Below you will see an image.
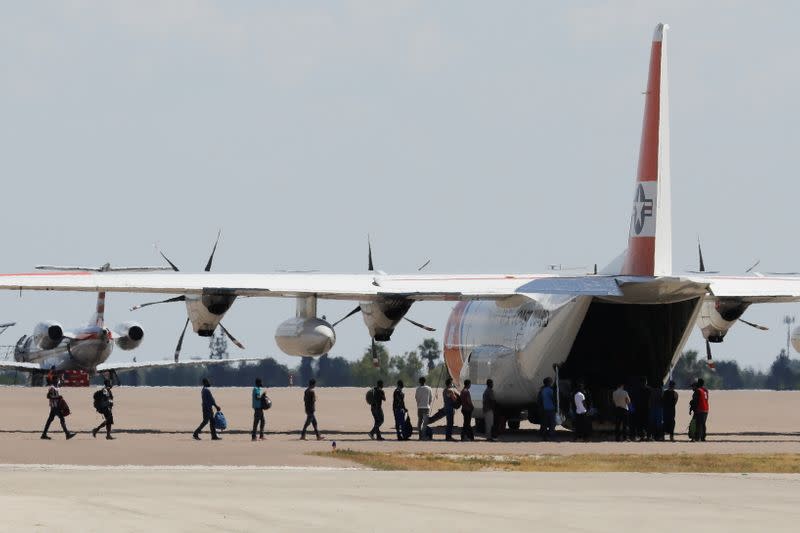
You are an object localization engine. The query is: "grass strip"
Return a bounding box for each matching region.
[315,450,800,473]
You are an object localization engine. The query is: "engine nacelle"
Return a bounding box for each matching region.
[115,321,144,351]
[186,293,236,336]
[275,317,335,356]
[697,298,749,343]
[361,297,413,341]
[33,321,64,350]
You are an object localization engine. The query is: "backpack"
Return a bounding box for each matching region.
[401,414,413,440]
[365,388,375,406]
[261,395,272,410]
[213,411,227,431]
[450,389,462,410]
[93,389,106,412]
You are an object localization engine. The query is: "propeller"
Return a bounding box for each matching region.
[738,318,769,331]
[705,339,716,370]
[134,231,244,362]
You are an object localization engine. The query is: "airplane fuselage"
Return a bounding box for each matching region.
[15,326,114,372]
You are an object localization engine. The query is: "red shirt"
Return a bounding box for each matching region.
[696,387,709,413]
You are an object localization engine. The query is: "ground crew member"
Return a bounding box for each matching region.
[368,380,386,440]
[612,382,631,442]
[662,380,679,441]
[692,378,710,441]
[483,379,497,442]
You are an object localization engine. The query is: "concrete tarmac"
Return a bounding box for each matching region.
[1,466,798,532]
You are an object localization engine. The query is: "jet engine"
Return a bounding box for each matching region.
[115,321,144,350]
[697,298,750,343]
[33,321,64,350]
[275,317,336,356]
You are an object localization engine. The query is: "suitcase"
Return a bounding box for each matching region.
[213,411,227,431]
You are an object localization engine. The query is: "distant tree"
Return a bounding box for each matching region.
[418,338,441,371]
[670,350,720,389]
[350,343,390,386]
[766,350,798,390]
[390,350,424,385]
[316,354,354,386]
[714,360,744,389]
[209,331,229,360]
[298,357,315,386]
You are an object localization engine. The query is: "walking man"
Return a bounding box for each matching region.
[393,380,407,440]
[482,379,497,441]
[41,376,76,440]
[368,380,386,440]
[92,378,115,440]
[193,378,221,441]
[301,379,323,440]
[460,379,474,441]
[662,380,679,441]
[538,377,557,441]
[692,378,710,441]
[443,377,460,441]
[252,378,267,441]
[573,381,590,442]
[415,376,433,440]
[612,382,631,442]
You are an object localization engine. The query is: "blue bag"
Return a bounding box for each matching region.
[213,411,227,431]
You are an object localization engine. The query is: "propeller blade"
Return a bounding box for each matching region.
[745,259,761,273]
[205,230,222,272]
[705,339,716,370]
[130,295,186,311]
[371,337,379,368]
[417,259,431,272]
[218,322,245,349]
[174,318,190,363]
[697,237,706,272]
[155,245,180,272]
[738,318,769,331]
[367,235,374,271]
[332,306,361,328]
[403,316,436,332]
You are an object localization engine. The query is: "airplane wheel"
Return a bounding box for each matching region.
[507,420,521,431]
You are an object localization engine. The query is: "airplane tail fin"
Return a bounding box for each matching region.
[91,292,106,327]
[621,23,672,277]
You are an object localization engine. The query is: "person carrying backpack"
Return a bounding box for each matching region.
[92,379,115,440]
[301,379,323,440]
[251,377,268,441]
[41,375,76,440]
[443,377,461,441]
[368,380,386,440]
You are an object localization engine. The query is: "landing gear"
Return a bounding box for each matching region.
[507,420,521,431]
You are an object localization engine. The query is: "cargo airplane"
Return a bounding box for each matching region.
[2,24,799,427]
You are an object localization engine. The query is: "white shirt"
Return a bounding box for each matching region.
[415,385,433,409]
[574,391,587,415]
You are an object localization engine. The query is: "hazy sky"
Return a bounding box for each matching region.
[2,1,800,371]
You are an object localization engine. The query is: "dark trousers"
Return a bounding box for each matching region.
[541,409,556,440]
[302,412,319,438]
[252,408,265,438]
[461,409,474,440]
[195,409,218,438]
[694,412,708,441]
[663,411,676,440]
[614,407,629,441]
[370,408,384,438]
[445,407,455,439]
[394,408,405,440]
[43,407,68,436]
[95,408,114,436]
[574,413,590,441]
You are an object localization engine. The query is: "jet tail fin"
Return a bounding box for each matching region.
[621,23,672,277]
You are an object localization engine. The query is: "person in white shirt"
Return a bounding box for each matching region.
[415,376,433,440]
[573,382,590,442]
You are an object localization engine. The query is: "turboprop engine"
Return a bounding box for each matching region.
[114,321,144,350]
[33,321,64,350]
[275,296,335,356]
[697,298,750,343]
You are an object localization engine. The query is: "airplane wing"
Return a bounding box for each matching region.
[685,274,800,303]
[0,271,553,301]
[0,360,42,372]
[95,356,268,373]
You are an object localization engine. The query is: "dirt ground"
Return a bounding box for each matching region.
[1,386,798,466]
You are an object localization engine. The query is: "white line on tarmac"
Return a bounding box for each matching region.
[0,463,363,472]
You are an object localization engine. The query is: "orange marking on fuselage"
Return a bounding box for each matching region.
[443,301,470,387]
